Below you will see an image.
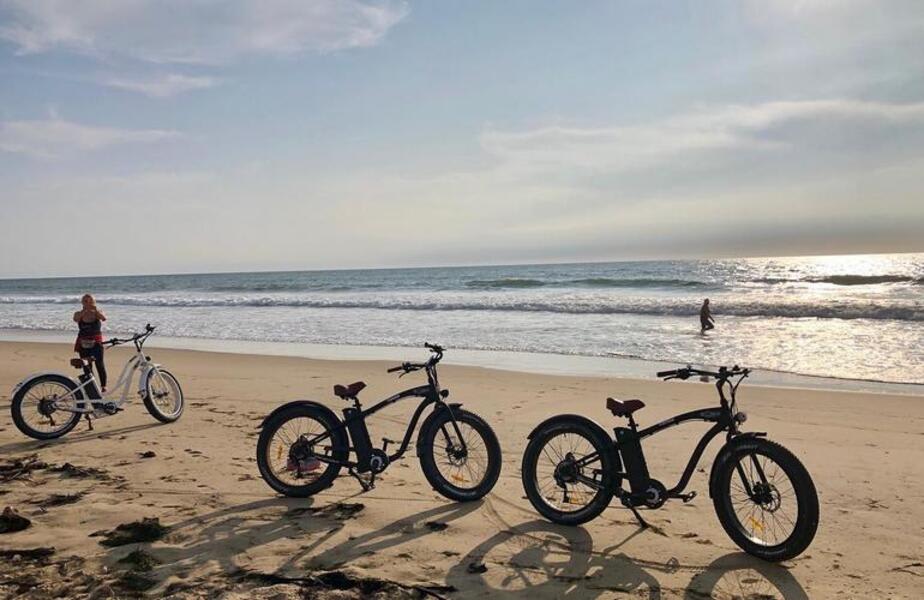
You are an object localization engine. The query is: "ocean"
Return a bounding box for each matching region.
[1,253,922,387]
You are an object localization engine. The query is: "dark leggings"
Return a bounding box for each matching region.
[79,344,107,388]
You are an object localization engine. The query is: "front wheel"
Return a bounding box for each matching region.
[418,408,502,502]
[143,368,184,423]
[711,437,819,561]
[11,374,84,440]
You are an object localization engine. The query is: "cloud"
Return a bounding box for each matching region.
[103,72,221,97]
[0,0,408,64]
[0,116,180,158]
[480,100,924,177]
[316,99,924,262]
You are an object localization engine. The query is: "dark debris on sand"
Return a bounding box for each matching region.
[0,507,31,533]
[288,502,365,521]
[466,561,488,574]
[237,568,457,600]
[95,517,169,547]
[424,521,449,532]
[117,570,159,592]
[138,451,157,459]
[0,454,49,483]
[50,462,111,480]
[32,492,86,508]
[117,548,162,572]
[0,547,55,561]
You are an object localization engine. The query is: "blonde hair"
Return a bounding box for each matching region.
[82,294,95,305]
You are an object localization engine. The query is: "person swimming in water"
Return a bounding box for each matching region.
[700,298,715,333]
[74,294,108,392]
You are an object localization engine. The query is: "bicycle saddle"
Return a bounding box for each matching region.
[70,358,90,369]
[334,381,366,399]
[606,397,645,417]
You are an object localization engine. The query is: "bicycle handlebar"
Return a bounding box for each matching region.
[387,343,446,375]
[657,365,750,381]
[104,324,157,347]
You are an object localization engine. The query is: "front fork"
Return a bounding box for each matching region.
[435,403,469,459]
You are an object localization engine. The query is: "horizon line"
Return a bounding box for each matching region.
[1,249,922,282]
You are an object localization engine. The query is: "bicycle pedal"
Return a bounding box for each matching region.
[677,491,697,503]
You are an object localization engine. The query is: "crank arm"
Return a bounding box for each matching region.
[668,490,697,503]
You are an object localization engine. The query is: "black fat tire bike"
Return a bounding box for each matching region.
[521,365,819,562]
[256,344,502,502]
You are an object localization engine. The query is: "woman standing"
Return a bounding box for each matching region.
[74,294,107,392]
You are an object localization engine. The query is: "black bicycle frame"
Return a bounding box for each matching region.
[635,406,732,495]
[575,375,746,496]
[301,369,466,469]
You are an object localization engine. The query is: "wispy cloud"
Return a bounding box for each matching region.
[0,116,180,159]
[480,100,924,175]
[102,72,221,98]
[0,0,409,64]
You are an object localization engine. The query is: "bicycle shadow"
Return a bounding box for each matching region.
[446,520,664,599]
[285,499,484,573]
[102,496,483,586]
[684,552,810,600]
[0,422,163,454]
[103,496,330,581]
[447,521,811,600]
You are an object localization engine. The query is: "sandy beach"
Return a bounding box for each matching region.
[1,341,922,599]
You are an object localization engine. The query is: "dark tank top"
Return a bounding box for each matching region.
[78,317,101,337]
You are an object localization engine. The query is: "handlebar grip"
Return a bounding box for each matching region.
[656,369,677,377]
[387,366,403,373]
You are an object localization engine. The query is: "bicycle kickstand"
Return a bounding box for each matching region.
[621,496,650,529]
[348,467,376,493]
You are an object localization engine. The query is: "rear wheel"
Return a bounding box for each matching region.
[521,418,616,525]
[257,405,349,497]
[11,375,83,440]
[143,368,184,423]
[418,408,502,502]
[712,437,818,561]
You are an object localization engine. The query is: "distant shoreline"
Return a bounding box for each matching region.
[3,328,921,397]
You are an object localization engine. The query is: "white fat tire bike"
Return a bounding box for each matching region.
[10,324,184,440]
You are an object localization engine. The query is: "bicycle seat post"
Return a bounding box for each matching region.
[627,413,639,431]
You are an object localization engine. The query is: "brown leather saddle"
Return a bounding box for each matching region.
[70,358,91,369]
[333,381,366,399]
[606,397,645,418]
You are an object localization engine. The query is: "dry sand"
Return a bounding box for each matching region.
[0,341,922,599]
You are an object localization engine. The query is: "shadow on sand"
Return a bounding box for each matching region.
[0,422,163,455]
[101,495,484,592]
[446,520,809,599]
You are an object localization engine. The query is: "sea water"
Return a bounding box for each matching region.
[1,253,922,386]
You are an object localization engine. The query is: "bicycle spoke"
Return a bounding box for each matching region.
[728,451,799,548]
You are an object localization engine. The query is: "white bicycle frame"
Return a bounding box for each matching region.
[68,348,161,414]
[13,336,167,416]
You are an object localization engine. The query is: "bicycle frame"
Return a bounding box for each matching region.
[575,373,749,497]
[302,361,466,469]
[49,335,161,415]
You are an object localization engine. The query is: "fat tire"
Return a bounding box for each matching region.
[256,404,349,498]
[521,418,616,525]
[712,437,819,561]
[418,408,502,502]
[143,368,185,423]
[11,374,83,440]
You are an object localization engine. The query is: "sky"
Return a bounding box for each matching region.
[1,0,923,278]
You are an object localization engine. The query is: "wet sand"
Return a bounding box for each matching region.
[1,341,922,598]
